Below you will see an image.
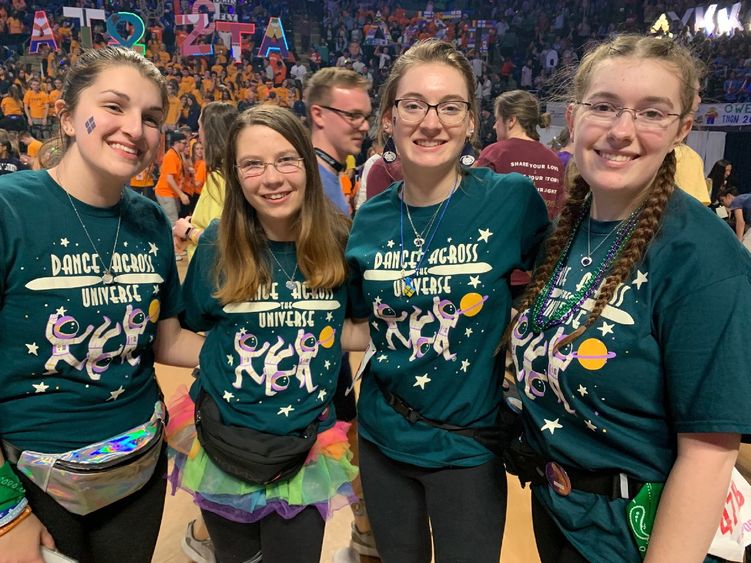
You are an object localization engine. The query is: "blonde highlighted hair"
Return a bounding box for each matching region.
[214,106,350,304]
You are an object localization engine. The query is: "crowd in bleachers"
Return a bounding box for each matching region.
[0,0,749,158]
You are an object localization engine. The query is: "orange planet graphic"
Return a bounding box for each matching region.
[319,325,336,348]
[573,338,616,370]
[459,292,487,317]
[148,299,161,323]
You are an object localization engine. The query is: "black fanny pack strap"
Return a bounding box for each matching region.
[377,379,478,437]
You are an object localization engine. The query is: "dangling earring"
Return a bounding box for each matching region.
[383,136,397,163]
[459,137,475,167]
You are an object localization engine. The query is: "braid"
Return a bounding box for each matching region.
[518,170,589,313]
[500,169,590,349]
[555,152,677,350]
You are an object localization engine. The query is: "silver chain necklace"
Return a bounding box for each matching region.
[403,175,459,248]
[581,209,637,267]
[268,247,299,290]
[59,171,123,285]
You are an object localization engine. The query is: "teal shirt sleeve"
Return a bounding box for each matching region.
[659,273,751,435]
[346,212,370,320]
[517,175,551,271]
[181,220,220,333]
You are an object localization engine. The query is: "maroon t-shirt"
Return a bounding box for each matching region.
[476,138,565,286]
[366,158,403,200]
[476,138,565,218]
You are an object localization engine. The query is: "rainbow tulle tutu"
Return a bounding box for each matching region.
[166,385,358,523]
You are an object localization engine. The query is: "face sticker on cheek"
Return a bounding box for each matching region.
[85,116,96,134]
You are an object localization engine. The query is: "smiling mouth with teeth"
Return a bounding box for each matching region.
[415,140,445,147]
[110,143,138,155]
[597,151,636,162]
[265,193,289,200]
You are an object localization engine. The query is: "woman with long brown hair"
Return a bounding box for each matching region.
[508,35,751,562]
[346,39,549,562]
[168,105,366,563]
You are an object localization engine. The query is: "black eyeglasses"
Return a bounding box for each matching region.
[317,105,371,126]
[394,98,471,125]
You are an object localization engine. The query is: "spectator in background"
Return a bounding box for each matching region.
[476,90,564,217]
[0,128,28,175]
[155,131,189,233]
[718,188,751,250]
[0,84,25,131]
[476,89,563,297]
[708,159,733,206]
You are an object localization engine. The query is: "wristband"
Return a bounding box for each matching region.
[0,505,32,537]
[185,227,193,240]
[0,497,28,527]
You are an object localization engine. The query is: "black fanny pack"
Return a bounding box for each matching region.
[376,379,520,456]
[195,389,319,485]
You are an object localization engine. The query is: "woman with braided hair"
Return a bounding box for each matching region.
[508,35,751,562]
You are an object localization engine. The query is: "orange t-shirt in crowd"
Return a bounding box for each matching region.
[130,164,155,188]
[48,88,62,106]
[8,16,23,33]
[23,90,49,119]
[182,170,195,196]
[193,160,206,194]
[26,139,42,158]
[165,94,181,128]
[179,76,196,96]
[154,148,184,198]
[1,96,23,116]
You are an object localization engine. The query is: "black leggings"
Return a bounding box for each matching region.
[15,448,167,563]
[358,436,507,563]
[531,490,588,563]
[201,506,325,563]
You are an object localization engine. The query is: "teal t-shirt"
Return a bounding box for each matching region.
[347,168,549,468]
[181,221,347,435]
[511,189,751,561]
[0,170,182,452]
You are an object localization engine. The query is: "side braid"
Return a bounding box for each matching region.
[500,169,590,349]
[555,151,677,350]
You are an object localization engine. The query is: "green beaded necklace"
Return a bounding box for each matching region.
[529,202,643,333]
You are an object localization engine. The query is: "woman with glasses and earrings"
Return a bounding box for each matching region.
[346,39,549,562]
[505,35,751,563]
[167,105,368,563]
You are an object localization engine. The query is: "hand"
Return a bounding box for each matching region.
[0,512,55,563]
[173,216,193,240]
[179,192,190,206]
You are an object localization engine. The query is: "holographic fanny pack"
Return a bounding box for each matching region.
[11,402,164,515]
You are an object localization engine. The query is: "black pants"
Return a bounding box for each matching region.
[201,506,324,563]
[359,437,507,563]
[531,490,588,563]
[15,448,167,563]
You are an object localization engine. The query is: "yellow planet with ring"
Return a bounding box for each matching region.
[459,292,487,317]
[319,325,336,348]
[574,338,616,370]
[148,299,161,323]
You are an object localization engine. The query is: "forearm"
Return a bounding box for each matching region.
[166,175,184,198]
[644,433,740,563]
[341,318,370,352]
[153,317,204,367]
[735,213,745,241]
